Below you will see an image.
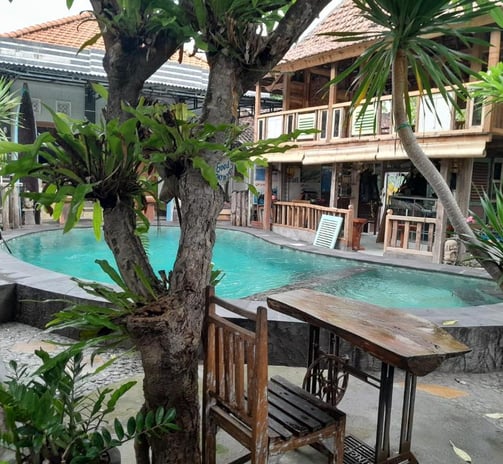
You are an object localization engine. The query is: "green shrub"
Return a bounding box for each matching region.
[0,347,178,463]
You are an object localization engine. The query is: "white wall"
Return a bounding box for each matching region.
[12,79,86,126]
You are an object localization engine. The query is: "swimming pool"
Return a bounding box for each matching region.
[4,227,503,309]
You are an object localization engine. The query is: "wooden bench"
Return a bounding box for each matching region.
[202,287,346,464]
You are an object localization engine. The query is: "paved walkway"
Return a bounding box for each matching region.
[0,325,502,463]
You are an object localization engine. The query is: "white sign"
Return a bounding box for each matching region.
[216,159,233,185]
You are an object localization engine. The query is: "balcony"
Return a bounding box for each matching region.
[256,89,503,155]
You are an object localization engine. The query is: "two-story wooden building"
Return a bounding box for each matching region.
[250,0,503,262]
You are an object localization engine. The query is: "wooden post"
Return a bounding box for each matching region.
[483,30,501,131]
[350,164,359,212]
[327,64,337,141]
[303,70,310,107]
[346,205,354,250]
[263,165,272,231]
[254,82,262,132]
[329,162,338,207]
[283,73,291,111]
[383,209,393,252]
[455,158,473,259]
[454,158,473,216]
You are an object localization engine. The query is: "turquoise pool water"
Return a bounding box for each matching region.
[5,227,503,309]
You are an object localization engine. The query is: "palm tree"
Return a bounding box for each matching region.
[327,0,503,284]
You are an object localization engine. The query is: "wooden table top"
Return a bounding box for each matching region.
[266,289,471,376]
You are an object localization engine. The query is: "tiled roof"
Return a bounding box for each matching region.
[0,12,207,69]
[279,0,379,70]
[1,13,100,48]
[281,0,500,71]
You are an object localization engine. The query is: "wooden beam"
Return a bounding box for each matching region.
[310,67,332,77]
[263,166,272,231]
[283,73,291,111]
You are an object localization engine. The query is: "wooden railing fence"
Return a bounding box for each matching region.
[383,209,438,258]
[272,201,355,250]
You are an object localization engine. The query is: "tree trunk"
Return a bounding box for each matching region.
[103,199,164,298]
[127,167,224,464]
[128,295,201,464]
[392,50,503,284]
[84,3,332,462]
[123,52,244,464]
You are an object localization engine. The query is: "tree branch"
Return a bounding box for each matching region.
[241,0,332,90]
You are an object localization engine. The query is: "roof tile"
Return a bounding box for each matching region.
[0,12,207,69]
[281,0,376,67]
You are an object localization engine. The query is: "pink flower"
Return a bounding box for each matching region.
[466,215,475,224]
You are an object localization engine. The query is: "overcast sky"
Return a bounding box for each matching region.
[0,0,91,33]
[0,0,340,36]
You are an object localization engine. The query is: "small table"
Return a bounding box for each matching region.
[352,218,368,250]
[267,289,470,464]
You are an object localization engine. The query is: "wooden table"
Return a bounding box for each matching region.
[267,289,470,464]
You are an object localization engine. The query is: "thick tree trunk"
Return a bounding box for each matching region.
[122,48,234,462]
[128,295,201,464]
[85,4,333,463]
[103,200,164,298]
[128,167,224,464]
[392,50,503,284]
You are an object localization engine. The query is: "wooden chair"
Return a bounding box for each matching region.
[202,287,346,464]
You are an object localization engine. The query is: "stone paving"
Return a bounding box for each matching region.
[0,322,143,390]
[1,322,502,464]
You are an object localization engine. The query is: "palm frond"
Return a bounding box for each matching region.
[0,78,20,141]
[465,185,503,277]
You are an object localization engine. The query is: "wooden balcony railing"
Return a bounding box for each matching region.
[256,86,503,143]
[272,201,355,249]
[383,209,438,258]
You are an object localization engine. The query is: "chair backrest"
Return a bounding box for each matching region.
[204,286,269,438]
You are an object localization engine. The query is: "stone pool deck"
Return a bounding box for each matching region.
[0,223,502,371]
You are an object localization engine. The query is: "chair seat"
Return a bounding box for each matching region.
[268,375,344,440]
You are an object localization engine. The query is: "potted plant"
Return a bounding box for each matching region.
[0,347,178,464]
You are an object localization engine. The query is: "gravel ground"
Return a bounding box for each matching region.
[0,322,143,390]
